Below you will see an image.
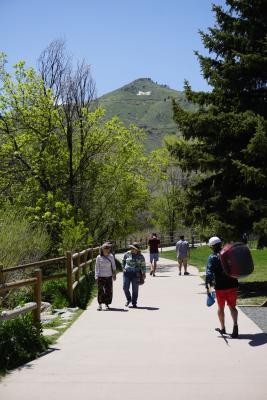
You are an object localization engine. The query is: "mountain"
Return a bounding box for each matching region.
[98,78,195,150]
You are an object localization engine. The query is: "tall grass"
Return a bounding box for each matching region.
[0,206,51,267]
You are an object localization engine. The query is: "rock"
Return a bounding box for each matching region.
[53,308,67,315]
[67,307,79,313]
[40,302,52,312]
[56,324,68,329]
[41,314,58,324]
[61,312,73,320]
[42,328,58,337]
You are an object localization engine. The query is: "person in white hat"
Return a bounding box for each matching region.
[122,242,146,308]
[205,236,239,338]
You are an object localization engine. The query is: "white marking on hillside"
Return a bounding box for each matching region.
[137,91,151,96]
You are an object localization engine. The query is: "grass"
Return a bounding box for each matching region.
[162,246,267,305]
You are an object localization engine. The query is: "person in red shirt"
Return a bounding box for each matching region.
[148,233,160,276]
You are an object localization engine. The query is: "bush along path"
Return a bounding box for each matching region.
[0,247,100,374]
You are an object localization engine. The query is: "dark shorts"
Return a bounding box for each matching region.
[216,288,237,308]
[150,253,159,263]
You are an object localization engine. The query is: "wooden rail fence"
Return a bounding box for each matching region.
[0,246,99,327]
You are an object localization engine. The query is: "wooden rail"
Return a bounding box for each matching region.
[0,269,41,325]
[0,246,99,328]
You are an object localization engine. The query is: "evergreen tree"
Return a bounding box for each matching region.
[170,0,267,243]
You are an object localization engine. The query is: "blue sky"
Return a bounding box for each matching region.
[1,0,226,96]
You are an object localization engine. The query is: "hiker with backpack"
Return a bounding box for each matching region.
[205,236,239,338]
[95,242,116,311]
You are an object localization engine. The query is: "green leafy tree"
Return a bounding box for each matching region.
[0,48,151,251]
[148,145,190,240]
[169,0,267,242]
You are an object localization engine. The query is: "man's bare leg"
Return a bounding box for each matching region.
[153,260,157,276]
[178,261,182,275]
[218,306,226,331]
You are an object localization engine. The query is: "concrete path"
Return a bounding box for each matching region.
[1,255,267,400]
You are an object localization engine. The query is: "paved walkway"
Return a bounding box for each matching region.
[1,255,267,400]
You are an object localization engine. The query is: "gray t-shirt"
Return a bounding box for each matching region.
[176,240,189,258]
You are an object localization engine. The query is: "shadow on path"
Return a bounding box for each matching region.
[107,308,128,312]
[237,333,267,347]
[216,331,267,347]
[130,306,160,311]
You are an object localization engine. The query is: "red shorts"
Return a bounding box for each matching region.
[215,288,237,308]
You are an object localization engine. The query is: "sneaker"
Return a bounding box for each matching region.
[97,304,102,311]
[184,271,190,275]
[125,301,131,307]
[132,304,137,308]
[150,271,153,276]
[231,325,239,338]
[220,328,226,335]
[179,272,181,276]
[104,304,110,311]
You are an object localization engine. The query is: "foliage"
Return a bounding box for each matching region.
[74,271,96,309]
[253,218,267,249]
[0,314,48,372]
[0,205,50,267]
[169,0,267,244]
[0,47,151,250]
[42,279,69,309]
[148,145,193,237]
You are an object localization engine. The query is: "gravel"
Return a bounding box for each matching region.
[240,306,267,334]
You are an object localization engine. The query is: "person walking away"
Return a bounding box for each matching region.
[148,233,160,276]
[176,235,190,275]
[122,243,146,308]
[95,242,116,311]
[205,236,239,338]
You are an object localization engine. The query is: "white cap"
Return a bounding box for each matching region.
[208,236,222,247]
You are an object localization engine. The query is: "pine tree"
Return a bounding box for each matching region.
[170,0,267,243]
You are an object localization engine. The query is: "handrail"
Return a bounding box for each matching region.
[3,256,66,273]
[0,245,99,327]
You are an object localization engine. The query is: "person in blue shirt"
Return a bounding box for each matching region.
[205,236,239,338]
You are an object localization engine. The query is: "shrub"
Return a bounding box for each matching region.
[0,314,48,372]
[74,271,96,309]
[42,279,69,309]
[0,205,50,267]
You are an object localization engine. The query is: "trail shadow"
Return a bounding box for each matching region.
[215,328,229,346]
[130,306,159,311]
[216,331,267,347]
[39,347,60,358]
[153,275,170,278]
[152,265,177,273]
[238,281,267,301]
[14,348,60,372]
[234,333,267,347]
[107,308,128,312]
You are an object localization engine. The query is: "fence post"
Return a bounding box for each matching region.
[33,269,42,326]
[0,264,3,285]
[77,253,81,282]
[66,251,74,306]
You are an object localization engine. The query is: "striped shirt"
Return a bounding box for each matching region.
[95,254,116,278]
